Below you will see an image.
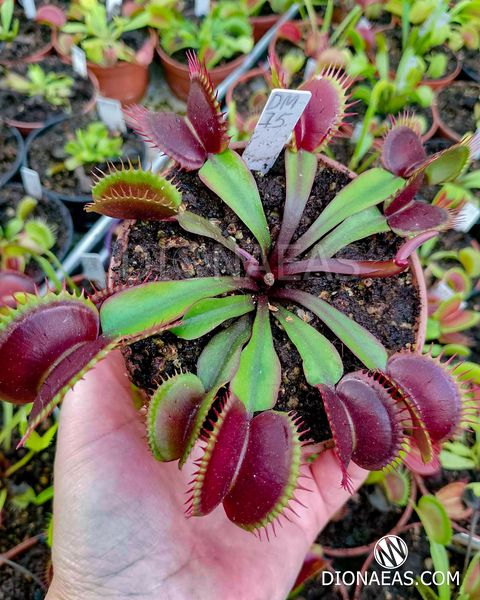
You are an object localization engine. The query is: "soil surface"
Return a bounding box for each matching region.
[0,414,54,600]
[0,184,71,279]
[0,57,95,125]
[460,47,480,82]
[231,73,269,119]
[27,113,145,198]
[112,154,420,443]
[436,82,480,138]
[318,485,405,549]
[0,123,20,183]
[0,6,51,63]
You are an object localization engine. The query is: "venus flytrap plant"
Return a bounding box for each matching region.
[1,65,74,109]
[0,56,476,533]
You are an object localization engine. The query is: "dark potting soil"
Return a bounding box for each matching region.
[0,6,51,63]
[436,82,480,138]
[111,154,420,443]
[358,525,431,599]
[294,577,347,600]
[0,185,71,279]
[0,123,19,181]
[121,28,149,53]
[318,484,405,550]
[0,57,95,125]
[231,73,269,119]
[459,47,480,82]
[0,416,54,600]
[27,114,145,197]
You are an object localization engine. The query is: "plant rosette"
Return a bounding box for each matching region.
[0,1,53,66]
[25,114,145,229]
[0,55,477,534]
[0,57,98,135]
[0,183,73,281]
[432,81,480,143]
[0,122,24,187]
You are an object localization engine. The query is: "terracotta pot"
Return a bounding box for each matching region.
[53,29,156,105]
[0,27,53,68]
[4,68,99,137]
[225,67,269,131]
[156,44,246,100]
[250,13,280,42]
[432,82,480,142]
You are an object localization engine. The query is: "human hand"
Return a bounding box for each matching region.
[46,351,366,600]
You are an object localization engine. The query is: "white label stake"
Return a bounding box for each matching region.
[194,0,210,17]
[71,46,88,78]
[242,89,312,174]
[80,253,106,288]
[21,167,42,199]
[454,201,480,233]
[96,97,126,133]
[21,0,36,19]
[106,0,122,19]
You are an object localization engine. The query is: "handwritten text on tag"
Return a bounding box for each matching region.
[242,89,312,174]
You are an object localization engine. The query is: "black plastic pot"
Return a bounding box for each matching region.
[24,115,146,231]
[0,125,25,188]
[0,183,74,281]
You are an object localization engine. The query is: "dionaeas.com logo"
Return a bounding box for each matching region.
[374,535,409,569]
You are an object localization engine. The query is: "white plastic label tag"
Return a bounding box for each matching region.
[431,280,455,301]
[304,58,317,81]
[71,45,88,78]
[21,0,36,19]
[454,201,480,232]
[21,167,42,199]
[81,253,106,288]
[106,0,122,19]
[242,89,312,174]
[194,0,210,17]
[96,97,126,133]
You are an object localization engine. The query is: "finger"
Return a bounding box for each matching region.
[309,450,368,527]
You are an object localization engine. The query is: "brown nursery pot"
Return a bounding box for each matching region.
[53,29,156,105]
[156,44,247,100]
[0,39,53,68]
[432,81,480,142]
[250,13,280,41]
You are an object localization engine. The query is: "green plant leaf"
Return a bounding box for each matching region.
[176,210,241,256]
[171,295,255,340]
[231,299,281,412]
[460,553,480,599]
[416,578,440,600]
[429,542,451,600]
[100,277,243,337]
[291,169,404,257]
[274,306,343,386]
[416,495,452,545]
[440,450,476,471]
[308,206,389,258]
[277,290,388,370]
[383,470,411,507]
[197,315,252,391]
[199,149,271,255]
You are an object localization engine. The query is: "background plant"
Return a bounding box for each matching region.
[62,121,124,171]
[1,64,74,108]
[0,0,19,43]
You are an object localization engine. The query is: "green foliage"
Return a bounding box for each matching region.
[61,0,151,65]
[11,485,54,510]
[2,64,74,108]
[64,122,123,171]
[0,196,57,273]
[158,1,253,69]
[0,0,19,43]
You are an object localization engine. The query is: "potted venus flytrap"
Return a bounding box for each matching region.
[0,55,477,534]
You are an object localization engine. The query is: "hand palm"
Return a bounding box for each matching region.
[47,352,366,600]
